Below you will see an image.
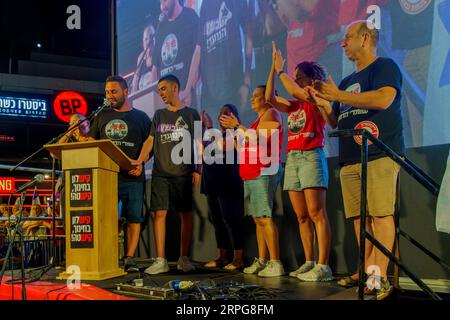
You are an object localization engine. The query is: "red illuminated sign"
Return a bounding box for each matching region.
[0,135,15,142]
[53,91,88,123]
[0,177,15,193]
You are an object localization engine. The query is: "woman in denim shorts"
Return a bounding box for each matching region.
[220,85,285,278]
[266,43,336,282]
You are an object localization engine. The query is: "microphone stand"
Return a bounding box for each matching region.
[0,191,27,300]
[5,99,110,285]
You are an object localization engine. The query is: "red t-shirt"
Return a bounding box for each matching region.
[239,111,284,181]
[287,101,325,152]
[339,0,389,26]
[286,0,340,76]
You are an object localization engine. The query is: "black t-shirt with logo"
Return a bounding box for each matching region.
[88,108,152,181]
[332,57,405,165]
[199,0,248,101]
[390,0,434,50]
[154,7,200,90]
[150,107,200,177]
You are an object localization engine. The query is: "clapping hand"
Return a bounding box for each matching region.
[313,75,340,102]
[219,113,239,129]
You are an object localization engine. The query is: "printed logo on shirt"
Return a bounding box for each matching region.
[353,121,379,146]
[288,109,306,134]
[340,83,361,114]
[157,116,189,144]
[205,1,233,53]
[399,0,432,15]
[161,33,179,67]
[105,119,128,140]
[288,27,304,39]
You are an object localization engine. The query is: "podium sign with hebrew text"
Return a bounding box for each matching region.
[69,169,93,207]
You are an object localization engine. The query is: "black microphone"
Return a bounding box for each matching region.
[88,98,110,121]
[14,174,45,193]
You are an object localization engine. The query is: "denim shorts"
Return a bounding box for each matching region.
[283,148,328,191]
[244,169,281,218]
[118,181,145,223]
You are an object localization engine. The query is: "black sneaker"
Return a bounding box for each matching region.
[123,256,139,273]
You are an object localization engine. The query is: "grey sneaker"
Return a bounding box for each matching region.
[243,258,267,274]
[289,261,316,278]
[123,257,139,273]
[258,260,285,277]
[177,256,196,272]
[297,264,333,282]
[144,257,169,275]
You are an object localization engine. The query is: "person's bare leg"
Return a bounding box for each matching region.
[180,211,193,257]
[254,218,268,260]
[259,217,280,260]
[232,249,244,267]
[352,216,375,279]
[205,248,228,267]
[125,222,141,257]
[304,188,331,265]
[372,215,395,281]
[289,191,315,261]
[153,210,167,258]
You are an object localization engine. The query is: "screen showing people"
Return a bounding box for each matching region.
[117,0,450,156]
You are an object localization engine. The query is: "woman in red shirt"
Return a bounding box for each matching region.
[220,85,285,277]
[266,42,336,281]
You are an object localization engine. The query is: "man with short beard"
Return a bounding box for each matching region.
[88,76,152,272]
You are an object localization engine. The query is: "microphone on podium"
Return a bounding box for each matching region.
[88,98,110,121]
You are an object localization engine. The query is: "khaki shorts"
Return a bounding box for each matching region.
[340,157,400,219]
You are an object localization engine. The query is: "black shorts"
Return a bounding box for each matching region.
[150,176,193,212]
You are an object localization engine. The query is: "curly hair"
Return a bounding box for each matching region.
[295,61,327,82]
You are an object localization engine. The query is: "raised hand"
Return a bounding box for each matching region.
[201,111,213,129]
[272,43,285,74]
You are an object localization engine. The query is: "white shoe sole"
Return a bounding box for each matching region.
[258,272,285,278]
[144,266,169,275]
[297,275,334,282]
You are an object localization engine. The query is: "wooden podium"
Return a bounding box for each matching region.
[45,139,131,280]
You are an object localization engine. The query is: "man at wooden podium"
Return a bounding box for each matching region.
[88,75,152,272]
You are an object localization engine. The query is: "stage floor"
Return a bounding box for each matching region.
[1,259,376,300]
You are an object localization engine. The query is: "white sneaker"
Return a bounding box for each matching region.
[297,264,333,282]
[258,260,285,277]
[243,258,267,274]
[144,257,169,275]
[289,261,316,278]
[177,256,196,272]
